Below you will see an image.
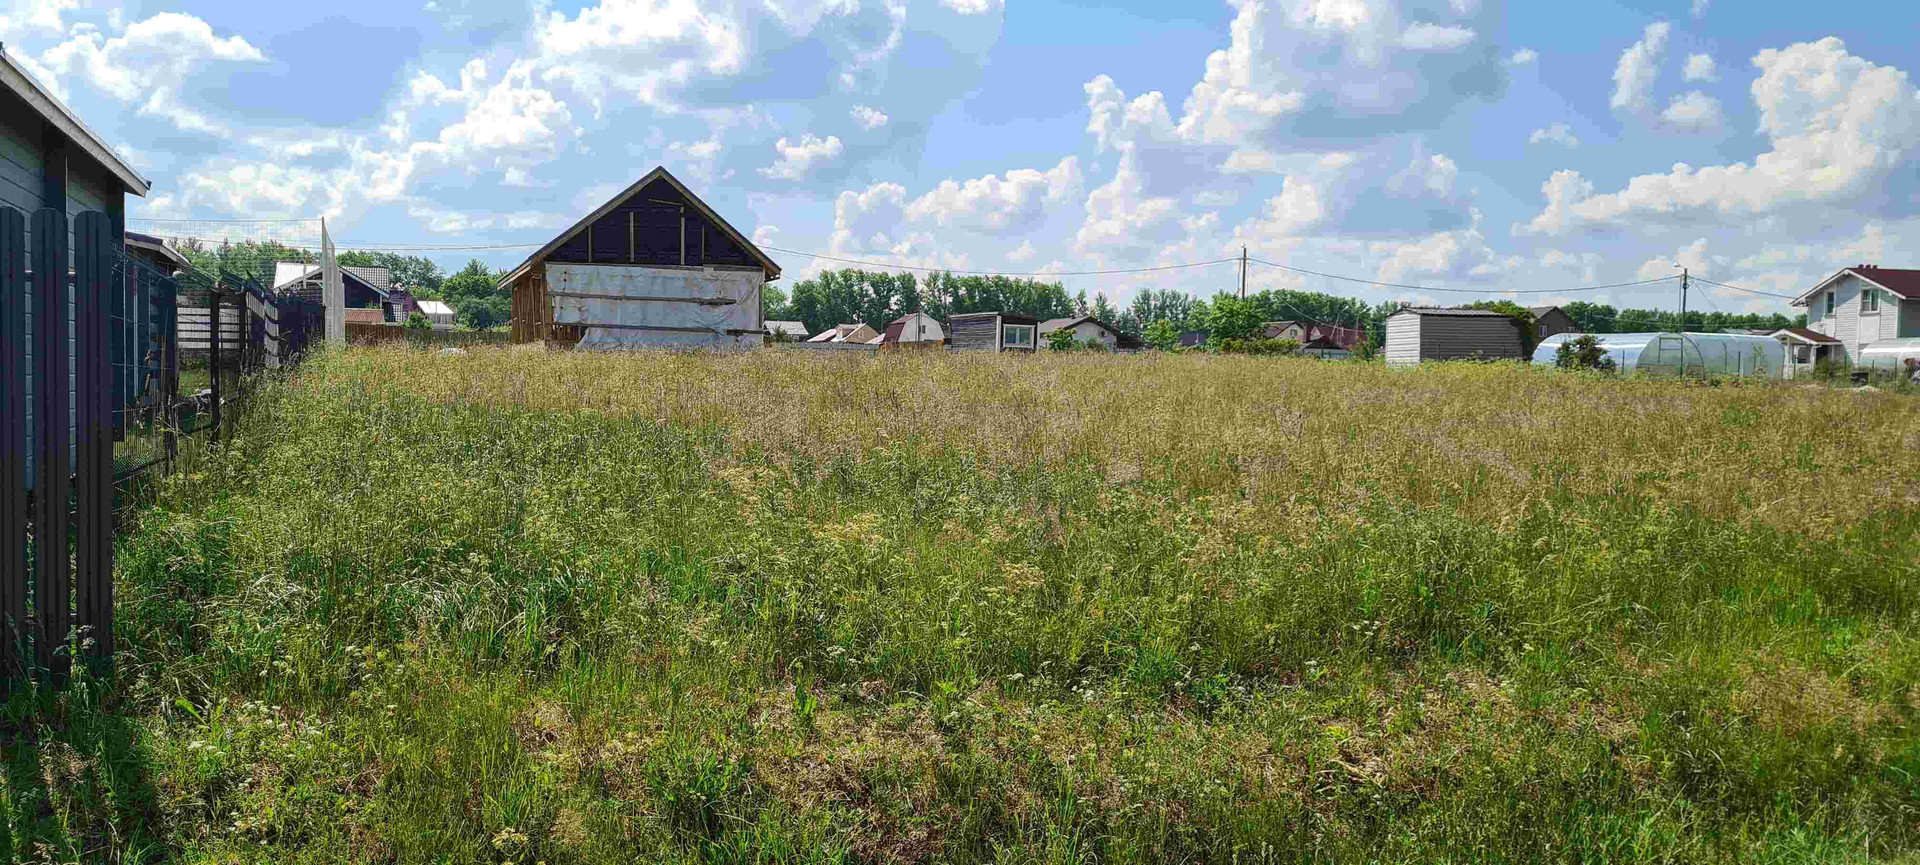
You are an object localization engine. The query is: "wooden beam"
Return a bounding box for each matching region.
[567,321,763,334]
[628,212,635,263]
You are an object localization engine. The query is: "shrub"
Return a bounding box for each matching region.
[1554,333,1617,372]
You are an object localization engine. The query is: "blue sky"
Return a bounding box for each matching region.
[6,0,1918,315]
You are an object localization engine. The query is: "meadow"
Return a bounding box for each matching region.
[7,346,1919,863]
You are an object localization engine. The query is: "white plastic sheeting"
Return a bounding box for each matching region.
[1532,332,1787,377]
[546,263,764,350]
[1857,338,1920,372]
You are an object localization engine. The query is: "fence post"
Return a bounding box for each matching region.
[209,289,222,444]
[73,212,112,668]
[162,276,178,473]
[0,208,26,680]
[30,208,71,679]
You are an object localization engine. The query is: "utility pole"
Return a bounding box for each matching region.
[1239,246,1247,299]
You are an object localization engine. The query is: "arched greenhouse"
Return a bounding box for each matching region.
[1532,332,1787,378]
[1855,338,1920,374]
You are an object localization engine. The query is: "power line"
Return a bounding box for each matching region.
[759,245,1241,277]
[1689,276,1800,300]
[1248,257,1677,295]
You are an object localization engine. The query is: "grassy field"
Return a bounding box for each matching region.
[9,346,1919,863]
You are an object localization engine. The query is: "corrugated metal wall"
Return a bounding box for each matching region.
[1384,315,1421,364]
[1419,317,1524,361]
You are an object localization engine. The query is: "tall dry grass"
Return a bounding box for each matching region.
[7,346,1916,864]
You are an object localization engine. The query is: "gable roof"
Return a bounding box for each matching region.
[124,232,190,270]
[1792,266,1920,306]
[497,166,781,289]
[271,261,389,298]
[1771,327,1842,345]
[0,47,150,196]
[1527,305,1574,320]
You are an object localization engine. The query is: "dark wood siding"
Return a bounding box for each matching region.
[0,98,42,217]
[547,178,757,269]
[948,314,1001,352]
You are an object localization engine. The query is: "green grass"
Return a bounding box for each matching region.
[7,346,1919,863]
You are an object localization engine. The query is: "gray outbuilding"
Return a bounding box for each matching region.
[1383,307,1526,365]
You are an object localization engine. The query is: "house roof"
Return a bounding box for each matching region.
[881,320,907,343]
[0,47,150,196]
[1527,305,1573,319]
[764,320,809,337]
[272,261,390,297]
[1791,266,1920,306]
[123,232,190,270]
[1771,327,1842,345]
[417,300,456,316]
[344,308,387,325]
[496,166,781,289]
[999,313,1042,326]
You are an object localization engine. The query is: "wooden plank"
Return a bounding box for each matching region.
[567,321,765,334]
[547,290,738,306]
[110,232,126,441]
[0,207,26,677]
[73,211,111,666]
[30,207,69,678]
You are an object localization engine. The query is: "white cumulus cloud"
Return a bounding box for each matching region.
[1507,48,1538,66]
[850,104,889,130]
[761,133,844,181]
[1529,123,1580,147]
[1611,21,1671,112]
[1661,90,1723,131]
[1683,52,1717,82]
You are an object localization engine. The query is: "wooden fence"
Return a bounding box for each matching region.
[1,206,327,681]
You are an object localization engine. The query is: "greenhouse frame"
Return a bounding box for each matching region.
[1532,332,1788,378]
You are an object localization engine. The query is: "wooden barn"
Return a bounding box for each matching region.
[501,167,780,349]
[948,312,1039,353]
[1383,307,1526,364]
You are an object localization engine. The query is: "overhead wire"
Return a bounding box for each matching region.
[1247,256,1679,295]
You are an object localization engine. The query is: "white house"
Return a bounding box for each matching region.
[881,312,945,345]
[1039,315,1141,350]
[1788,266,1920,366]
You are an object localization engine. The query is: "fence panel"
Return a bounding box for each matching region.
[75,211,113,664]
[0,208,25,676]
[178,306,243,354]
[30,208,70,678]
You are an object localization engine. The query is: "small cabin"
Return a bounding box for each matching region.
[500,166,781,350]
[1384,308,1525,364]
[1528,306,1580,339]
[949,312,1040,353]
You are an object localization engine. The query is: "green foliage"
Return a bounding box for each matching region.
[1142,318,1182,351]
[1203,297,1265,344]
[1560,300,1803,334]
[1465,299,1541,353]
[785,268,1075,336]
[441,259,511,330]
[1045,327,1081,351]
[336,251,446,294]
[404,311,431,331]
[1554,333,1617,372]
[1216,336,1301,356]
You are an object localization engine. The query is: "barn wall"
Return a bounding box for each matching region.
[545,262,763,350]
[949,314,1001,352]
[546,178,760,270]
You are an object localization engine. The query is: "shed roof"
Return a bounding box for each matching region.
[417,300,456,316]
[1771,327,1842,345]
[0,47,150,196]
[496,165,781,289]
[765,320,809,337]
[1389,307,1516,318]
[124,232,190,270]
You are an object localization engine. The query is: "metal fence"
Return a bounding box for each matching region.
[1,206,327,681]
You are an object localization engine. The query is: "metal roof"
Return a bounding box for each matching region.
[0,46,150,196]
[765,320,809,337]
[1389,307,1515,317]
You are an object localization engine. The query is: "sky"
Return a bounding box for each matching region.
[5,0,1918,316]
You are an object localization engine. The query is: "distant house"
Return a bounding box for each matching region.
[1790,265,1920,364]
[764,320,809,340]
[807,323,880,344]
[1040,315,1142,350]
[1528,306,1580,339]
[881,312,945,347]
[274,262,392,309]
[1264,320,1363,357]
[948,312,1040,352]
[1383,307,1526,365]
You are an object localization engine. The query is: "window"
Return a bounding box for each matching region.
[1825,291,1835,316]
[1863,288,1880,313]
[1003,324,1035,348]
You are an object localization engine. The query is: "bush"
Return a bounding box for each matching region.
[1216,336,1301,356]
[405,311,431,331]
[1553,333,1617,372]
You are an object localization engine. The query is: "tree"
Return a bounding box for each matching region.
[762,286,791,322]
[338,251,446,295]
[1554,333,1617,372]
[1143,318,1181,351]
[1205,296,1264,344]
[405,311,431,331]
[1091,292,1117,324]
[442,259,509,330]
[1046,327,1082,351]
[1465,300,1541,355]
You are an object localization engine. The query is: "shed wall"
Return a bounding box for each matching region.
[1419,317,1523,361]
[545,262,764,350]
[1384,315,1421,365]
[949,314,1001,351]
